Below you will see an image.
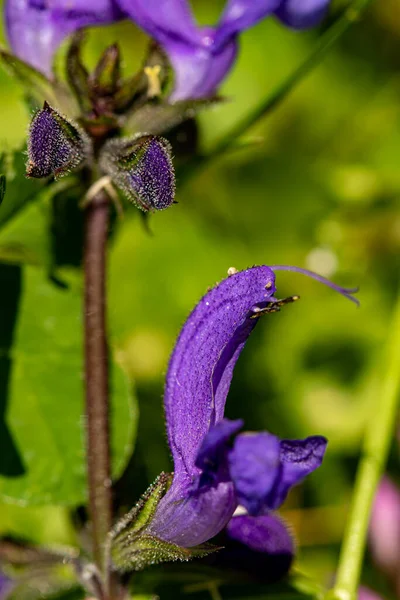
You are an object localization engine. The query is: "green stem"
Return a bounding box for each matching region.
[327,287,400,600]
[184,0,374,182]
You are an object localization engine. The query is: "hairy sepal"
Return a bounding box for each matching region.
[99,134,175,211]
[108,473,217,572]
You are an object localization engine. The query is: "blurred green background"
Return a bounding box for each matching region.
[0,0,399,598]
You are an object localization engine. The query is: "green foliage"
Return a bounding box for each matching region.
[0,266,137,505]
[0,151,44,231]
[0,48,77,114]
[0,1,399,598]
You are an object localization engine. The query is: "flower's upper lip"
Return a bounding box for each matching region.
[163,266,277,480]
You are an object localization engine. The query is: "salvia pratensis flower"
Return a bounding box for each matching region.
[117,0,332,100]
[99,134,175,211]
[5,0,331,101]
[108,265,357,572]
[27,101,91,179]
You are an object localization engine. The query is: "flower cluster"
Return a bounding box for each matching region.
[3,0,332,212]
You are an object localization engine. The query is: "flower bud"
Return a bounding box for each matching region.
[100,134,175,212]
[90,44,121,96]
[27,102,90,179]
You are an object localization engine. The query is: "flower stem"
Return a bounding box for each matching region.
[184,0,374,183]
[326,286,400,600]
[83,189,112,575]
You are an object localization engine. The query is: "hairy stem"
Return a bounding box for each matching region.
[84,189,112,575]
[326,287,400,600]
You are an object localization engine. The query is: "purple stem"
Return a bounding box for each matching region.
[83,189,112,575]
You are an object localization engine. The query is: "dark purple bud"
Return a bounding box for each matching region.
[27,102,90,179]
[100,135,175,212]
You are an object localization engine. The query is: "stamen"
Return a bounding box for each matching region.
[250,295,300,319]
[270,265,359,306]
[144,65,162,98]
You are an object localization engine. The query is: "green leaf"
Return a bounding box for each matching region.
[0,192,50,266]
[0,172,85,269]
[0,266,137,505]
[0,48,77,115]
[0,150,44,231]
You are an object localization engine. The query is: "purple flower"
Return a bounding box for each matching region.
[5,0,331,100]
[5,0,123,77]
[138,265,357,552]
[117,0,332,100]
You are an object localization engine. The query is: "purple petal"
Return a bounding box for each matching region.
[115,0,201,44]
[271,436,327,508]
[212,514,294,581]
[5,0,122,77]
[229,434,327,514]
[215,0,280,48]
[147,478,237,547]
[369,476,400,577]
[227,513,294,556]
[163,33,238,101]
[274,0,330,29]
[164,266,276,482]
[195,418,243,486]
[228,432,281,515]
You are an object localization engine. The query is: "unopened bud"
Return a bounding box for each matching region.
[27,102,90,179]
[100,135,175,212]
